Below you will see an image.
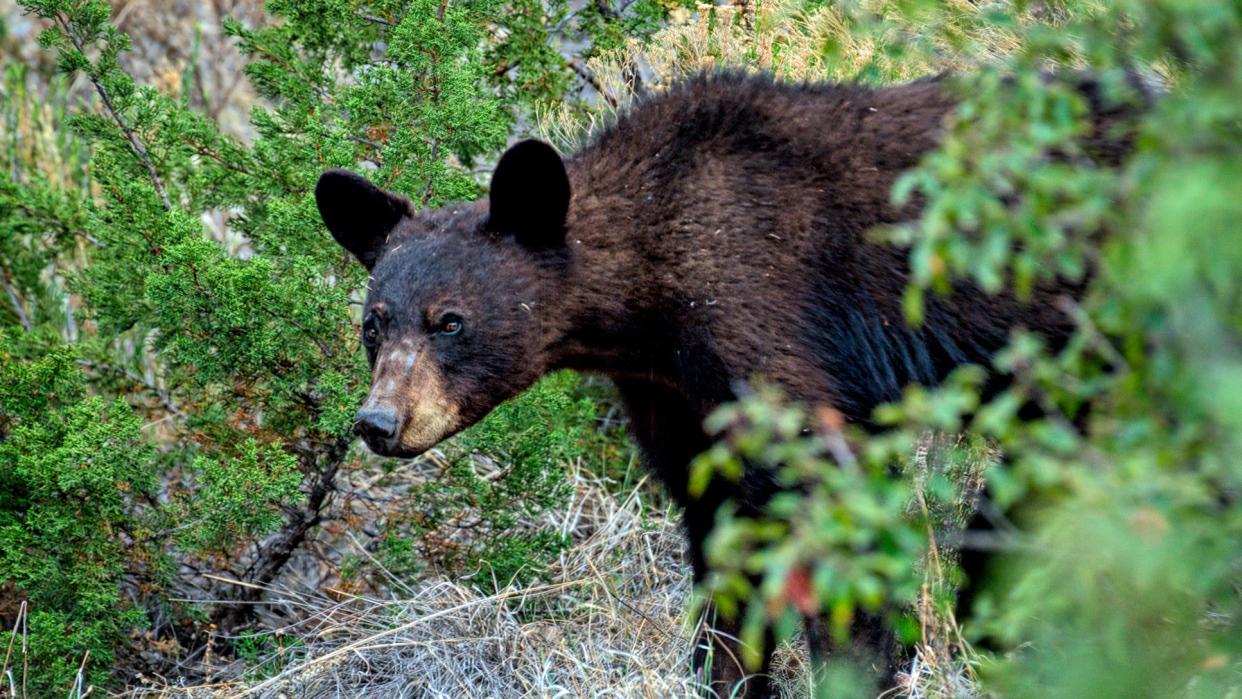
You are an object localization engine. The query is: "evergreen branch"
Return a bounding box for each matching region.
[179,137,254,176]
[14,200,104,247]
[349,134,385,154]
[51,11,172,211]
[249,42,334,103]
[212,435,351,634]
[261,307,335,359]
[357,13,395,27]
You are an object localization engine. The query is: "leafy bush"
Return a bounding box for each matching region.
[690,385,929,669]
[669,2,1242,697]
[0,0,651,692]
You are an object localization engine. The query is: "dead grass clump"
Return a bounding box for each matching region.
[138,468,710,698]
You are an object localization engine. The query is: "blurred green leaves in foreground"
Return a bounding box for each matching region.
[685,1,1242,697]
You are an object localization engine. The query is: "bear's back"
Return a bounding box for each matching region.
[572,73,953,226]
[557,73,1082,421]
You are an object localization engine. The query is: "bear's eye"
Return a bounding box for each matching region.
[362,316,381,348]
[437,313,464,336]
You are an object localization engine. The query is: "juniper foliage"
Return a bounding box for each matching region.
[0,0,653,691]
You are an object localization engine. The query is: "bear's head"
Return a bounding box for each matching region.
[316,140,572,457]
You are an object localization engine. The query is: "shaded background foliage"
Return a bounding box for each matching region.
[1,1,1241,697]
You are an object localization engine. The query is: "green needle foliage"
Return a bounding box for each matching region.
[1,0,653,692]
[0,340,154,693]
[367,371,615,593]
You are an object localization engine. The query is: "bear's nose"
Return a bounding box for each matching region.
[355,406,399,445]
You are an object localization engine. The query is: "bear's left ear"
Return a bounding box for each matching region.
[315,169,411,269]
[488,139,570,250]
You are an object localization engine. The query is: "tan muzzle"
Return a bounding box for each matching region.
[353,338,461,456]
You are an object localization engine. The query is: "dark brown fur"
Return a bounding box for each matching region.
[317,72,1140,697]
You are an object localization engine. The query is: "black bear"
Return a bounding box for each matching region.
[316,72,1137,697]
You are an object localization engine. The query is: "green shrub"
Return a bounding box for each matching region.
[1,0,657,691]
[684,2,1242,698]
[362,371,633,592]
[0,340,153,693]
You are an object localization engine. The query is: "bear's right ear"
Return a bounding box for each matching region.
[315,169,410,269]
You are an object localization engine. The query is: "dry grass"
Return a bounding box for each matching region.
[129,438,983,699]
[134,467,710,698]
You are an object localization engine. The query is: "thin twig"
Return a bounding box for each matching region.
[260,307,335,359]
[421,139,441,206]
[53,12,172,211]
[211,436,351,635]
[1055,294,1130,375]
[349,134,384,153]
[14,202,105,247]
[357,13,395,26]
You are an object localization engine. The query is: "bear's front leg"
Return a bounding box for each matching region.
[684,500,777,698]
[614,378,778,698]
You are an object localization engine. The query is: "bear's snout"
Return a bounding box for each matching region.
[355,340,463,458]
[354,405,399,451]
